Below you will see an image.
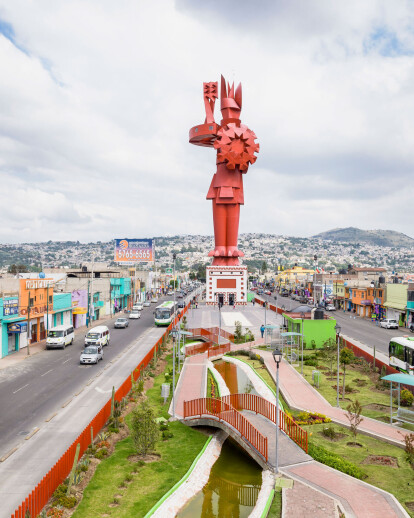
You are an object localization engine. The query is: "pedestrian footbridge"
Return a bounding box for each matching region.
[183,393,311,472]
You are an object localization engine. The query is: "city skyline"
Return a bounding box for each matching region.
[1,1,414,242]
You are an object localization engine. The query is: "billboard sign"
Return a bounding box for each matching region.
[7,322,27,333]
[114,239,154,263]
[3,298,18,317]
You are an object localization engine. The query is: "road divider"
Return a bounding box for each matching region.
[0,447,18,463]
[25,428,39,441]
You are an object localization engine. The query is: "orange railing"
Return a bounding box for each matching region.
[207,343,231,358]
[185,341,214,356]
[189,327,234,343]
[222,393,308,453]
[10,303,190,518]
[183,397,268,461]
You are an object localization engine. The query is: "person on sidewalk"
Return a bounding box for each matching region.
[252,299,255,306]
[260,324,265,338]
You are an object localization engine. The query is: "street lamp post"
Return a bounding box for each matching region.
[172,253,177,419]
[218,296,222,346]
[272,348,282,474]
[335,322,341,408]
[300,312,305,375]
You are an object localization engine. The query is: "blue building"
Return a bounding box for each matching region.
[51,293,73,328]
[0,297,27,358]
[110,278,131,312]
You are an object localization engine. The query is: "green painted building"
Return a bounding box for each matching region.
[283,313,336,349]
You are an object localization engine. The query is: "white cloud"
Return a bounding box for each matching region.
[0,0,413,243]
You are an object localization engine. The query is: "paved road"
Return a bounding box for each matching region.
[258,293,411,355]
[0,292,197,460]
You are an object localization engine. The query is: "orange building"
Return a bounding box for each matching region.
[20,279,53,343]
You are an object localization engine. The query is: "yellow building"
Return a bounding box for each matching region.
[276,266,314,290]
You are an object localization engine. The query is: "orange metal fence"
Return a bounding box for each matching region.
[222,393,308,453]
[183,397,268,461]
[207,343,231,358]
[185,341,213,356]
[10,303,190,518]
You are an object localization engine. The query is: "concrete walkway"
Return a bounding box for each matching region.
[173,352,208,418]
[260,350,409,447]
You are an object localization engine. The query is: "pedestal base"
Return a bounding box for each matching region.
[206,265,248,306]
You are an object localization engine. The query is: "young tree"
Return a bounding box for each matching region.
[320,337,337,376]
[340,348,355,400]
[346,399,363,445]
[234,321,243,342]
[130,401,159,456]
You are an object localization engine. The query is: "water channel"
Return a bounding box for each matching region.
[177,439,262,518]
[177,359,264,517]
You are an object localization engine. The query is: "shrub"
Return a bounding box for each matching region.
[400,389,414,407]
[345,384,353,393]
[295,411,331,425]
[94,448,108,459]
[308,443,367,480]
[130,401,160,456]
[47,509,64,518]
[304,359,318,367]
[321,426,337,439]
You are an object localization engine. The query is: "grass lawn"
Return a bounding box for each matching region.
[304,422,414,517]
[72,353,208,518]
[267,487,282,517]
[294,354,414,431]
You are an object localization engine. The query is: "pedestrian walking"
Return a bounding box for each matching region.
[252,299,255,306]
[260,324,265,338]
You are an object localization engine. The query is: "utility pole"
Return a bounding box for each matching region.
[46,283,49,335]
[86,280,90,328]
[26,290,31,356]
[90,253,95,320]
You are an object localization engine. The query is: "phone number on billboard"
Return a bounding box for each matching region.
[117,249,152,259]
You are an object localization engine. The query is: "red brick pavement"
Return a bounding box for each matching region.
[174,352,208,418]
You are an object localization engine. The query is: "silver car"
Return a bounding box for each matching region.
[80,345,103,364]
[114,317,129,328]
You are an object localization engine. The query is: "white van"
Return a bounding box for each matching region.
[46,325,75,350]
[84,325,110,347]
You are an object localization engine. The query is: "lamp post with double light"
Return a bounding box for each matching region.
[272,348,282,474]
[335,322,341,408]
[300,312,305,375]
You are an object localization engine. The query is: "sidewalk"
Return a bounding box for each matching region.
[259,350,409,446]
[173,352,208,418]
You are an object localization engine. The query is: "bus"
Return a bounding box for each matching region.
[154,301,178,327]
[389,336,414,373]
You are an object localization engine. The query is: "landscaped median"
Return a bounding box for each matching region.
[231,348,414,518]
[68,348,210,518]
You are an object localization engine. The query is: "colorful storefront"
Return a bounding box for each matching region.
[71,289,88,328]
[52,293,73,328]
[20,278,54,344]
[110,278,131,313]
[0,297,26,358]
[384,284,408,326]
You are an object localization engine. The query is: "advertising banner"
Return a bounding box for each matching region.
[114,238,154,263]
[3,298,19,317]
[7,322,28,333]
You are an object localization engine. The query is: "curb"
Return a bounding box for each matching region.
[143,435,213,518]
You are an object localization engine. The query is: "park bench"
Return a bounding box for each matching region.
[287,351,298,363]
[393,407,414,425]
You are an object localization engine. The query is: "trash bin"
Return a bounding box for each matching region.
[312,370,320,388]
[161,383,170,403]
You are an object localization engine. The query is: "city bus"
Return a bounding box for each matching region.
[389,336,414,373]
[154,301,178,327]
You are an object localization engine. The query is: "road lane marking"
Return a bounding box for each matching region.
[25,427,40,440]
[62,398,72,408]
[0,447,18,462]
[95,387,113,394]
[13,383,29,394]
[75,388,84,396]
[41,369,53,377]
[62,358,71,364]
[45,412,57,422]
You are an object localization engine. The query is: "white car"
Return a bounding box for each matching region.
[133,303,144,311]
[143,301,151,307]
[151,297,158,303]
[325,304,336,311]
[129,309,141,319]
[80,345,103,364]
[380,319,399,329]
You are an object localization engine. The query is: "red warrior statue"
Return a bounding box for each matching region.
[189,76,259,266]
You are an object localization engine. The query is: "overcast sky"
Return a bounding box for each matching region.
[0,0,413,243]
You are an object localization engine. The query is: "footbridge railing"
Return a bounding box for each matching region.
[183,398,268,461]
[222,393,308,453]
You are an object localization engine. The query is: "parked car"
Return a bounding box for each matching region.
[114,317,129,328]
[151,297,158,303]
[264,290,271,295]
[129,309,141,319]
[133,302,144,311]
[379,319,399,329]
[178,301,185,308]
[325,304,336,311]
[143,301,151,307]
[80,345,103,364]
[409,323,414,333]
